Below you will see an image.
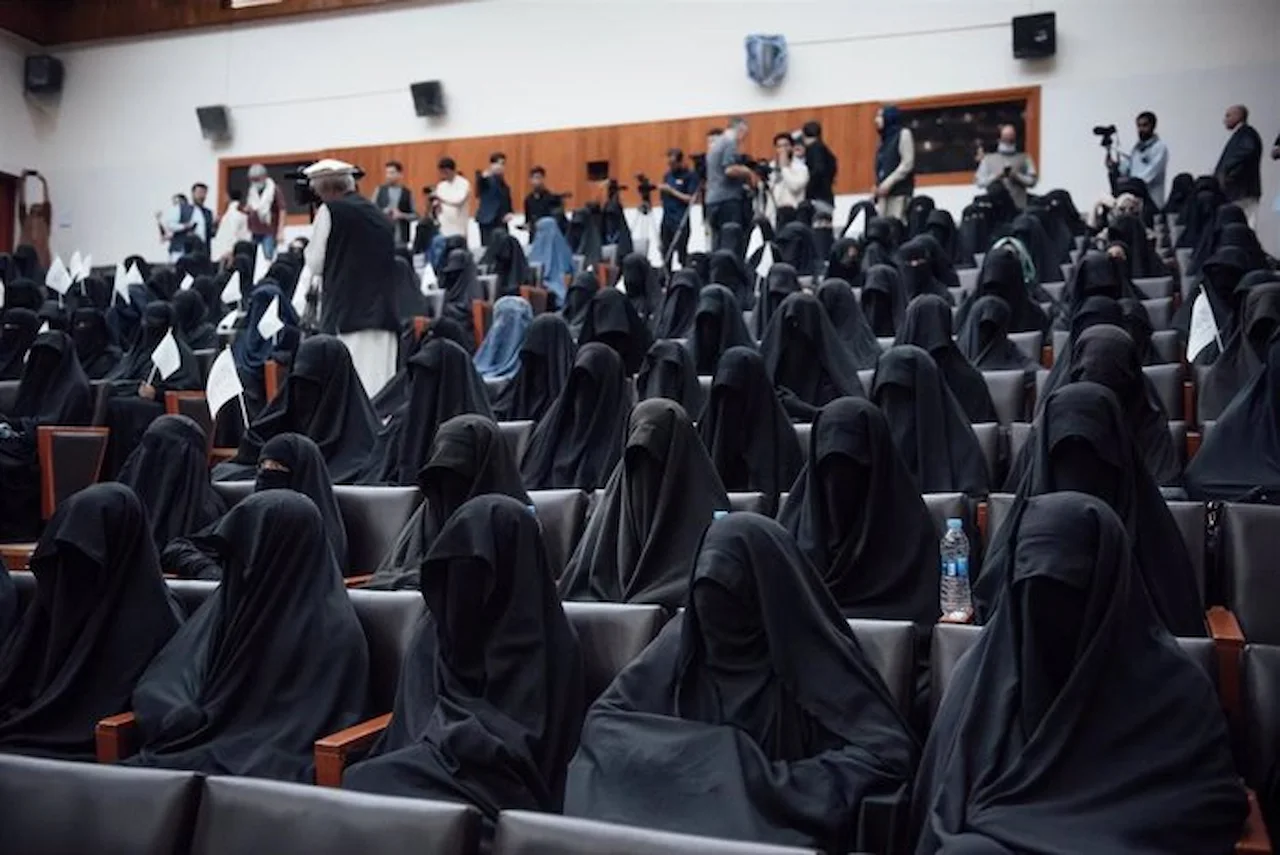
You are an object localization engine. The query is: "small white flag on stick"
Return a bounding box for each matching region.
[253,243,270,284]
[292,266,313,317]
[179,273,195,292]
[220,270,242,306]
[113,261,131,304]
[78,254,93,281]
[0,278,6,308]
[1186,291,1222,363]
[256,294,285,340]
[45,256,72,295]
[123,261,144,289]
[37,320,50,334]
[420,261,438,293]
[745,224,764,260]
[150,329,182,381]
[68,251,84,282]
[205,348,246,422]
[754,244,775,280]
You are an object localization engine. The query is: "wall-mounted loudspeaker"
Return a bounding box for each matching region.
[24,55,64,95]
[411,80,446,118]
[196,105,231,141]
[1012,12,1056,59]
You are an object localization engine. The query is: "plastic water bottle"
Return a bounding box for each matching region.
[940,518,972,621]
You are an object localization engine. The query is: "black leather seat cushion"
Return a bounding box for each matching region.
[1242,644,1280,789]
[493,810,819,855]
[1222,504,1280,645]
[530,489,589,578]
[728,492,767,515]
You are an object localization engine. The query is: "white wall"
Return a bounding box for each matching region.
[4,0,1278,262]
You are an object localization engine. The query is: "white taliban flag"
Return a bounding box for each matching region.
[124,260,145,289]
[745,224,764,260]
[37,321,50,334]
[205,348,245,420]
[113,261,131,304]
[256,294,285,340]
[1186,291,1221,363]
[754,243,775,280]
[68,251,84,282]
[220,270,242,306]
[178,273,195,292]
[150,329,182,380]
[253,243,270,284]
[420,261,438,293]
[45,256,72,295]
[77,254,93,281]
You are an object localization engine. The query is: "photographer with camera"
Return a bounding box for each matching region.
[974,124,1038,210]
[659,148,697,264]
[1106,112,1170,209]
[769,132,809,228]
[705,116,757,250]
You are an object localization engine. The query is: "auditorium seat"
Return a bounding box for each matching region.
[1220,504,1280,646]
[33,425,111,535]
[857,368,874,390]
[167,578,217,617]
[192,348,219,383]
[1144,363,1184,419]
[1242,645,1280,797]
[530,489,590,577]
[847,619,915,715]
[794,423,812,458]
[498,420,534,462]
[1134,276,1174,300]
[493,811,820,855]
[190,777,479,855]
[484,376,508,401]
[1040,281,1066,302]
[970,422,1001,485]
[164,391,216,447]
[348,590,424,715]
[957,268,978,292]
[982,370,1029,424]
[923,493,973,541]
[698,374,712,402]
[728,492,768,515]
[0,754,201,855]
[0,380,18,414]
[1144,296,1174,331]
[563,602,669,701]
[1151,329,1181,364]
[876,337,895,351]
[1008,331,1044,365]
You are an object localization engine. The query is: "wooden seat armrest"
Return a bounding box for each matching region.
[343,574,374,589]
[209,447,238,464]
[314,713,393,787]
[1187,431,1203,460]
[976,501,988,543]
[939,609,974,625]
[95,712,138,763]
[1237,788,1272,854]
[1040,344,1054,368]
[0,544,36,570]
[1208,606,1245,717]
[1183,379,1197,430]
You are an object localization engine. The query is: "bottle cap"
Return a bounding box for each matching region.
[713,510,729,521]
[946,518,963,530]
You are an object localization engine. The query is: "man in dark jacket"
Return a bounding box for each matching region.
[801,120,838,209]
[1214,104,1263,228]
[475,152,514,247]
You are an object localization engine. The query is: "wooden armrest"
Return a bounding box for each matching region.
[0,543,36,570]
[471,299,491,350]
[1183,380,1197,430]
[1187,431,1203,460]
[95,712,138,763]
[1238,788,1272,854]
[1040,344,1054,368]
[314,713,393,787]
[1208,606,1245,717]
[343,574,374,589]
[209,447,238,464]
[975,501,988,544]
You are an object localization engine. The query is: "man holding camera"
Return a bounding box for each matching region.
[660,148,697,264]
[1108,112,1169,209]
[769,133,809,228]
[705,116,757,250]
[974,124,1038,210]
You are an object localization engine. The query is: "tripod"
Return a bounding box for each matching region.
[659,177,704,274]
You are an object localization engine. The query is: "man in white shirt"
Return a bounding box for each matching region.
[245,163,285,259]
[769,132,809,228]
[434,156,471,239]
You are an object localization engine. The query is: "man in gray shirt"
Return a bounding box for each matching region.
[975,125,1038,209]
[705,116,757,250]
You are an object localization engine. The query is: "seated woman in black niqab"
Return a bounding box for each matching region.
[825,238,862,286]
[126,491,368,781]
[0,331,93,542]
[116,414,226,552]
[37,300,68,333]
[978,382,1203,636]
[213,335,379,484]
[520,342,631,491]
[774,221,817,276]
[360,338,493,487]
[707,248,753,309]
[374,316,476,421]
[1177,247,1263,361]
[71,307,122,379]
[636,339,703,415]
[345,495,585,826]
[0,484,181,760]
[688,284,755,376]
[1117,297,1158,364]
[716,221,747,260]
[956,247,1050,336]
[957,296,1036,372]
[698,347,802,517]
[0,308,40,380]
[1197,279,1280,422]
[619,252,660,327]
[896,294,997,424]
[439,248,483,342]
[578,287,653,375]
[1054,250,1135,331]
[923,209,960,266]
[761,292,867,422]
[896,237,954,304]
[861,263,906,338]
[915,233,961,292]
[858,216,899,271]
[653,269,700,340]
[171,289,219,350]
[560,271,597,340]
[565,512,918,852]
[816,278,882,368]
[369,414,529,590]
[492,313,577,422]
[870,345,990,495]
[753,261,803,338]
[1106,212,1167,281]
[1006,211,1065,284]
[163,432,348,580]
[102,302,202,476]
[1189,204,1258,278]
[480,230,531,298]
[560,399,729,610]
[915,492,1243,854]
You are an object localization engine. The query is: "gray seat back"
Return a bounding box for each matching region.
[0,380,19,415]
[1143,363,1183,419]
[530,489,589,578]
[1009,422,1032,462]
[728,492,768,515]
[334,486,423,574]
[970,422,1000,484]
[563,602,667,702]
[167,578,218,618]
[1221,504,1280,645]
[1143,296,1173,330]
[923,492,972,539]
[1134,276,1174,300]
[982,370,1028,425]
[857,369,874,390]
[348,590,425,713]
[498,420,535,462]
[1151,329,1180,364]
[1242,644,1280,790]
[794,423,812,458]
[1008,331,1043,365]
[847,619,915,715]
[493,810,818,855]
[1166,500,1206,602]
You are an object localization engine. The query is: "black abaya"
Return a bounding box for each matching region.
[492,313,576,422]
[774,221,817,276]
[956,296,1035,372]
[172,290,219,350]
[707,249,753,310]
[578,287,654,375]
[117,414,226,551]
[71,308,122,379]
[688,285,756,376]
[620,252,661,327]
[565,513,917,852]
[761,292,867,422]
[636,339,704,415]
[753,262,803,339]
[0,309,40,380]
[1199,280,1280,421]
[560,272,597,340]
[896,237,954,304]
[861,264,906,338]
[439,249,484,343]
[896,294,998,423]
[816,278,883,368]
[956,247,1049,336]
[653,269,701,340]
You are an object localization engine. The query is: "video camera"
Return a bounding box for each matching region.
[1092,125,1118,149]
[740,154,773,182]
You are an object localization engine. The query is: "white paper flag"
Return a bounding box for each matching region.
[150,330,182,380]
[0,278,6,308]
[205,348,244,420]
[179,273,195,292]
[78,254,93,281]
[257,295,285,340]
[745,224,764,260]
[124,261,144,289]
[1186,291,1221,363]
[420,261,438,293]
[216,308,243,336]
[671,256,683,272]
[113,261,131,304]
[220,270,242,306]
[687,217,709,255]
[754,244,774,280]
[45,256,72,295]
[68,251,84,282]
[292,266,313,318]
[253,243,270,284]
[37,321,50,334]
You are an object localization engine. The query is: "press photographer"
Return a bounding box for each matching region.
[769,132,809,228]
[705,116,757,250]
[660,148,698,264]
[1106,111,1170,208]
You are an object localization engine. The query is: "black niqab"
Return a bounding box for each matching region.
[760,292,867,422]
[117,415,226,551]
[0,309,39,380]
[636,339,704,415]
[560,271,597,340]
[5,331,91,425]
[439,248,483,342]
[172,290,219,350]
[753,262,803,339]
[71,308,122,379]
[107,302,200,389]
[816,278,882,368]
[653,269,701,340]
[707,249,753,309]
[960,247,1049,335]
[825,238,862,285]
[620,252,661,327]
[861,264,906,337]
[689,284,755,376]
[480,231,531,298]
[1199,280,1280,421]
[492,313,577,422]
[896,294,997,423]
[578,287,653,375]
[896,237,954,304]
[774,221,817,275]
[957,296,1035,372]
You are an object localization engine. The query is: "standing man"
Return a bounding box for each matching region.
[769,132,809,228]
[301,159,399,396]
[873,105,916,221]
[705,116,756,250]
[475,152,514,247]
[523,166,563,226]
[1110,111,1170,209]
[659,148,697,264]
[191,182,216,255]
[157,193,204,262]
[372,160,416,248]
[245,163,286,259]
[801,120,838,210]
[974,124,1038,210]
[434,157,471,241]
[1215,104,1264,228]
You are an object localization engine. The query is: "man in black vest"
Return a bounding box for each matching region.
[1214,104,1264,228]
[191,182,216,255]
[301,159,400,396]
[873,105,916,222]
[372,160,417,248]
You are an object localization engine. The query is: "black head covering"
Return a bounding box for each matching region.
[896,237,954,304]
[689,284,756,376]
[1056,250,1135,330]
[225,335,379,483]
[493,313,577,422]
[717,222,747,261]
[871,345,990,495]
[12,246,43,281]
[480,231,530,298]
[753,261,803,339]
[636,339,703,414]
[1179,246,1258,359]
[779,398,940,624]
[0,308,40,380]
[171,289,219,350]
[915,492,1243,854]
[980,382,1203,636]
[1190,204,1253,276]
[1107,213,1165,280]
[760,292,867,421]
[561,271,597,340]
[825,238,862,285]
[923,209,959,262]
[362,338,493,486]
[128,491,368,780]
[653,269,701,340]
[75,275,112,312]
[816,278,882,367]
[560,399,729,610]
[565,512,917,851]
[620,252,661,326]
[962,247,1049,335]
[2,278,44,312]
[957,296,1034,371]
[107,302,200,388]
[859,216,899,271]
[707,249,753,309]
[439,248,483,340]
[1186,336,1280,502]
[37,300,68,333]
[370,414,530,590]
[520,342,630,490]
[896,294,997,423]
[0,484,180,760]
[117,415,225,551]
[1165,172,1194,215]
[1199,280,1280,421]
[1177,177,1227,250]
[71,308,122,379]
[106,281,150,352]
[191,275,223,324]
[861,263,906,337]
[698,346,803,515]
[774,221,817,275]
[1118,297,1157,364]
[1040,295,1125,410]
[915,233,961,291]
[7,331,91,425]
[1008,212,1064,284]
[255,433,347,571]
[346,495,584,819]
[578,287,653,375]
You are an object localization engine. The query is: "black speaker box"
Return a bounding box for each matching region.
[24,55,64,95]
[411,80,445,117]
[196,105,231,141]
[1013,12,1056,59]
